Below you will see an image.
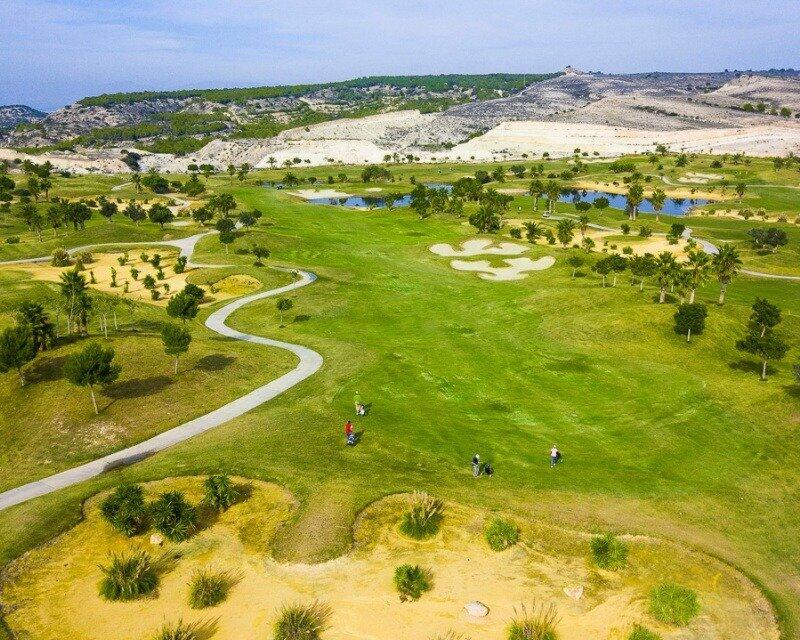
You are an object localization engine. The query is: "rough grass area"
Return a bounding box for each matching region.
[649,582,700,626]
[484,517,520,551]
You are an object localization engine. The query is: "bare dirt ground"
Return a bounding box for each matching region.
[1,479,778,640]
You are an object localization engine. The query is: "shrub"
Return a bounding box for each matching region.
[274,602,331,640]
[154,619,200,640]
[393,564,432,601]
[101,483,148,536]
[628,625,661,640]
[51,248,71,267]
[649,582,700,625]
[484,517,520,551]
[150,491,197,542]
[509,227,522,239]
[590,533,628,570]
[98,550,158,601]
[399,492,444,540]
[507,603,559,640]
[204,474,238,511]
[5,236,20,244]
[188,569,230,609]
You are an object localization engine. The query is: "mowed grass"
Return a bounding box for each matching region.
[0,165,799,635]
[0,267,296,491]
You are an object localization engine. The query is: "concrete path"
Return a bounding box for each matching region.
[0,240,322,511]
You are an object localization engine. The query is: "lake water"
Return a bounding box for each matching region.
[298,184,709,216]
[558,190,710,216]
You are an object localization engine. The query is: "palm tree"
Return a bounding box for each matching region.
[556,219,576,248]
[650,188,666,222]
[655,251,678,303]
[59,268,89,334]
[131,172,141,193]
[523,221,542,244]
[544,180,561,217]
[712,243,742,305]
[685,249,712,304]
[578,214,589,237]
[626,182,644,220]
[528,179,544,212]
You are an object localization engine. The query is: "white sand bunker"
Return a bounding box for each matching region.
[451,256,556,281]
[430,239,529,257]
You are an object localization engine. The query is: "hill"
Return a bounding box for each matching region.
[0,105,46,130]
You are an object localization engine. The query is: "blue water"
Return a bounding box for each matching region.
[306,183,451,208]
[558,190,710,216]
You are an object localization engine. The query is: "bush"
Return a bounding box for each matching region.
[628,625,661,640]
[98,550,158,601]
[507,603,559,640]
[51,248,71,266]
[100,484,148,536]
[649,582,700,625]
[150,491,197,542]
[154,619,200,640]
[393,564,432,601]
[274,602,331,640]
[484,517,520,551]
[5,236,20,244]
[399,492,444,540]
[188,569,231,609]
[203,474,238,511]
[590,533,628,570]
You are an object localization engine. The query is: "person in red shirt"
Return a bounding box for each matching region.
[345,420,355,445]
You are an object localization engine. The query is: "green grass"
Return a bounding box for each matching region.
[393,564,432,601]
[188,569,231,608]
[484,517,520,551]
[274,602,330,640]
[0,158,799,637]
[648,582,700,625]
[398,492,444,540]
[98,549,158,601]
[590,533,628,570]
[507,603,559,640]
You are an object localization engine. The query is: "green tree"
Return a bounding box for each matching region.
[655,251,679,303]
[712,243,742,305]
[277,298,293,325]
[219,230,235,253]
[556,219,576,247]
[626,182,644,220]
[64,342,121,414]
[59,268,91,333]
[161,323,192,374]
[684,250,711,303]
[0,324,37,386]
[544,180,560,216]
[147,203,174,228]
[629,253,658,291]
[523,221,542,243]
[166,290,200,323]
[650,188,666,222]
[192,206,213,225]
[17,301,55,351]
[578,214,590,237]
[528,179,544,212]
[735,182,746,200]
[251,244,271,266]
[674,303,707,342]
[748,298,781,337]
[736,333,789,381]
[567,254,585,277]
[592,257,612,287]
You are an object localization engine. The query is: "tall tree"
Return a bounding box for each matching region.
[17,302,55,351]
[0,324,37,386]
[748,298,781,337]
[555,219,576,247]
[736,333,788,381]
[148,203,174,228]
[59,268,91,334]
[166,290,200,323]
[674,303,707,342]
[544,180,561,216]
[655,251,678,303]
[650,188,666,222]
[629,253,658,291]
[712,244,742,305]
[626,182,644,220]
[64,342,121,414]
[277,298,293,325]
[684,250,711,303]
[161,323,192,374]
[528,179,544,212]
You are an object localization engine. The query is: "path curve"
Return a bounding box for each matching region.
[0,238,322,511]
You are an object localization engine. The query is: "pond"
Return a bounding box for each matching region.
[305,183,451,208]
[558,189,710,216]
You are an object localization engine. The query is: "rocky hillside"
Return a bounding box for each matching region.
[0,105,46,130]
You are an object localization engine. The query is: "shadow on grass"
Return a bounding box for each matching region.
[104,375,173,400]
[729,359,774,377]
[782,384,800,398]
[25,354,68,384]
[195,354,235,372]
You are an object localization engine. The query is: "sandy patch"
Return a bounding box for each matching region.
[451,256,556,280]
[288,189,352,199]
[1,481,778,640]
[0,251,257,307]
[679,172,725,184]
[430,239,529,257]
[365,187,383,192]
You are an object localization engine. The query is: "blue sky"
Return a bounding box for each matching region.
[2,0,799,111]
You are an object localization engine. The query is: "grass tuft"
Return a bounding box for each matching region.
[507,603,560,640]
[589,533,628,570]
[150,491,197,542]
[649,582,700,625]
[203,474,238,511]
[393,564,433,601]
[100,483,148,537]
[484,517,520,551]
[154,619,200,640]
[399,492,444,540]
[274,601,331,640]
[628,624,662,640]
[98,549,158,601]
[188,569,231,609]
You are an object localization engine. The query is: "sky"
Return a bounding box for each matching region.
[2,0,799,111]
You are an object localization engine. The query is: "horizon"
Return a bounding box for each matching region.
[3,0,800,111]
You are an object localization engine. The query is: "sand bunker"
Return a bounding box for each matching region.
[289,189,352,199]
[451,256,556,280]
[1,479,778,640]
[430,239,529,257]
[679,172,725,184]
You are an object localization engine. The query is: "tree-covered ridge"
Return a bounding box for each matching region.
[76,73,562,107]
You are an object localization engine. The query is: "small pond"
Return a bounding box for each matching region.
[558,190,710,216]
[305,183,451,208]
